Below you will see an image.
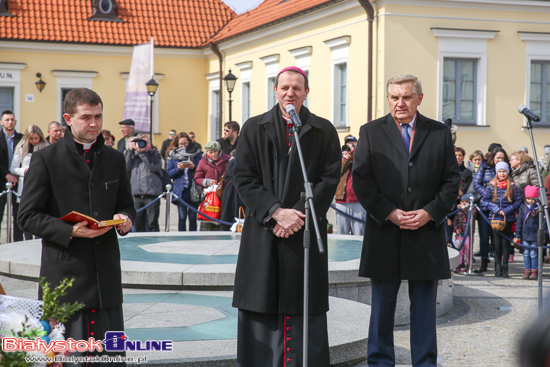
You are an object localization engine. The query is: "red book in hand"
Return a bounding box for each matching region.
[60,211,125,229]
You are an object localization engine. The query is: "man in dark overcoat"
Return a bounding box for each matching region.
[352,74,460,367]
[18,88,135,366]
[0,110,23,241]
[233,67,341,366]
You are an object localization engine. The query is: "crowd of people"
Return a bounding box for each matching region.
[0,106,249,238]
[448,142,547,280]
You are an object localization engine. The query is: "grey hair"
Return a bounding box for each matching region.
[386,74,422,96]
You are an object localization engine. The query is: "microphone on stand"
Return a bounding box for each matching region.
[286,104,303,130]
[518,105,541,122]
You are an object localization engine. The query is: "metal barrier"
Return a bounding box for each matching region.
[164,184,172,232]
[0,182,16,244]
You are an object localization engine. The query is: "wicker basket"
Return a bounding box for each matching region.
[490,214,506,231]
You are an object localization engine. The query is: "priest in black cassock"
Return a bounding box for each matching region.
[232,67,341,367]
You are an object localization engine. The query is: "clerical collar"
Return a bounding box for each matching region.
[73,138,97,150]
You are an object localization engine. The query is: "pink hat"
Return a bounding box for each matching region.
[524,185,539,199]
[277,66,308,79]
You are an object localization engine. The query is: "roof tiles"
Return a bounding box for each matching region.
[211,0,337,42]
[0,0,236,48]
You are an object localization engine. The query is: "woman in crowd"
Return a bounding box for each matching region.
[466,150,484,177]
[10,125,49,201]
[166,132,202,231]
[10,125,49,240]
[194,141,230,191]
[510,150,540,199]
[473,146,509,273]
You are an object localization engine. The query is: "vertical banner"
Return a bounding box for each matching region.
[123,41,153,132]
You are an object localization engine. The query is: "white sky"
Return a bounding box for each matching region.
[221,0,264,14]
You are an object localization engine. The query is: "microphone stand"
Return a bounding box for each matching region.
[465,198,481,276]
[524,115,550,312]
[289,120,325,367]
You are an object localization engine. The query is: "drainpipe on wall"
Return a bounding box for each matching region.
[357,0,374,122]
[210,42,224,138]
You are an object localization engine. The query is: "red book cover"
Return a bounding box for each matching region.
[60,211,125,229]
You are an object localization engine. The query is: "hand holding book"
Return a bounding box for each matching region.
[61,211,129,238]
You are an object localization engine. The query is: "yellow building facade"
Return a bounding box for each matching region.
[1,0,550,159]
[0,44,209,146]
[210,0,550,158]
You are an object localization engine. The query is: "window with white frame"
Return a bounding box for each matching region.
[442,58,477,124]
[206,72,220,140]
[324,36,350,128]
[432,28,498,126]
[334,63,347,127]
[261,54,279,111]
[242,82,250,121]
[212,90,220,137]
[0,63,25,130]
[236,61,252,122]
[267,77,276,109]
[530,61,550,124]
[289,46,312,108]
[520,32,550,126]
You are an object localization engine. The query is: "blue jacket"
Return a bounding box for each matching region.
[480,182,522,223]
[473,161,496,202]
[515,203,545,242]
[167,149,202,203]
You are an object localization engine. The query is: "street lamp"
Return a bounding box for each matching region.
[223,69,237,122]
[35,73,46,93]
[146,77,159,144]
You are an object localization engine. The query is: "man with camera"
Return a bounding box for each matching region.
[334,134,366,235]
[124,134,163,232]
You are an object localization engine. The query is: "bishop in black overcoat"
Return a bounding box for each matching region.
[233,104,341,314]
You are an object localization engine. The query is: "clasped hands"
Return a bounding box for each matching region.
[271,207,305,238]
[71,214,133,239]
[388,209,431,230]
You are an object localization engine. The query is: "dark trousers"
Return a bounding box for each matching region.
[64,306,126,367]
[177,202,198,231]
[133,195,160,232]
[237,309,330,367]
[368,279,438,367]
[478,213,493,260]
[493,222,513,267]
[0,195,29,242]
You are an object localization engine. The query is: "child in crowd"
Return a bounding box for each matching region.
[481,161,522,278]
[514,185,543,280]
[452,193,476,273]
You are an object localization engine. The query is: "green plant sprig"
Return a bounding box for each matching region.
[39,277,85,323]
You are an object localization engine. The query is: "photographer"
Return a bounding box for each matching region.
[334,135,365,235]
[125,134,163,232]
[166,132,202,231]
